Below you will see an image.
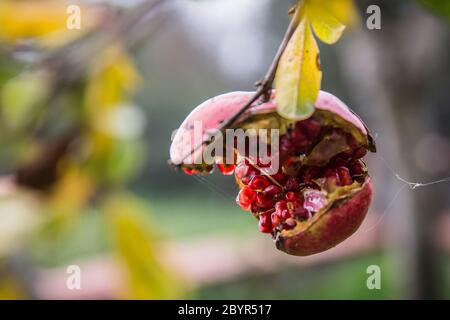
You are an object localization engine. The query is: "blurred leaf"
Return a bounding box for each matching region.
[308,4,346,44]
[0,0,96,46]
[320,0,358,27]
[0,277,26,299]
[95,104,147,140]
[104,193,185,299]
[418,0,450,22]
[305,0,359,28]
[84,45,139,114]
[83,45,143,183]
[85,133,144,184]
[29,207,109,268]
[1,71,50,131]
[275,15,322,120]
[0,192,44,257]
[49,166,95,216]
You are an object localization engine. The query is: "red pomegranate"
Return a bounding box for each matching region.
[170,91,376,256]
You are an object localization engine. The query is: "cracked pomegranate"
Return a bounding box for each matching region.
[170,91,376,256]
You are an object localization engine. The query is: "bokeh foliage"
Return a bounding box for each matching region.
[0,0,183,299]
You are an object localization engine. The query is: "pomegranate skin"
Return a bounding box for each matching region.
[170,92,275,166]
[170,90,373,167]
[276,178,372,256]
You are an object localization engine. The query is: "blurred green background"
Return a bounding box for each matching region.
[0,0,449,299]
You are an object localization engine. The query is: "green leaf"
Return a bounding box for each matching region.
[418,0,450,22]
[1,71,49,130]
[275,16,322,120]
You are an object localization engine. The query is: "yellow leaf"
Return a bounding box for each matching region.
[49,166,95,215]
[275,16,322,120]
[307,0,358,27]
[308,5,346,44]
[0,0,97,47]
[104,194,185,299]
[1,71,50,130]
[328,0,359,26]
[0,278,27,299]
[84,45,140,117]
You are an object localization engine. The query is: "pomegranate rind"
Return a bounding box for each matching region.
[170,91,370,166]
[247,91,367,135]
[170,92,272,166]
[276,178,372,256]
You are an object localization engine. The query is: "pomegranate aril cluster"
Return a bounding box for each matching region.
[235,162,309,234]
[231,118,368,236]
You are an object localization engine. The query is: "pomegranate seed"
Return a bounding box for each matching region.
[275,200,287,210]
[271,212,282,228]
[294,121,305,132]
[249,176,270,190]
[352,147,367,159]
[263,185,283,198]
[324,167,337,178]
[217,163,235,175]
[303,166,320,183]
[337,166,353,186]
[281,210,292,220]
[285,191,302,202]
[324,167,341,186]
[291,129,309,150]
[275,200,292,220]
[333,152,351,166]
[272,171,288,184]
[284,218,297,229]
[302,119,321,140]
[235,162,249,180]
[259,213,273,233]
[351,161,364,175]
[290,202,308,220]
[235,162,259,185]
[183,167,196,175]
[255,193,275,210]
[285,177,301,191]
[280,135,295,155]
[250,203,260,214]
[236,186,256,211]
[282,156,301,176]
